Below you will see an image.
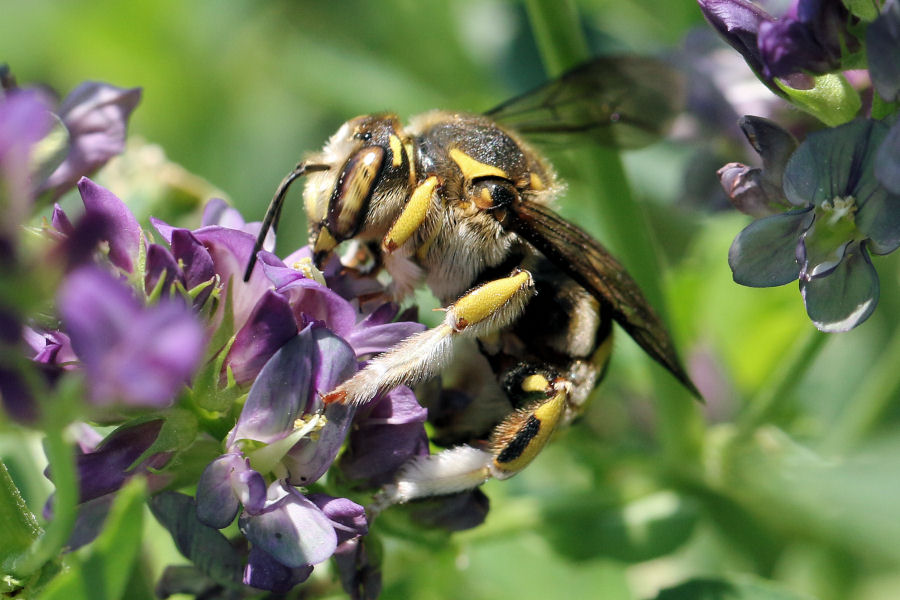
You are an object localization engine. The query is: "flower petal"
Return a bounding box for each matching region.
[228,328,315,445]
[41,83,141,196]
[339,386,429,487]
[227,291,298,385]
[283,328,358,485]
[196,454,244,529]
[875,119,900,196]
[868,0,900,103]
[76,177,142,273]
[72,419,164,503]
[728,208,810,286]
[407,489,490,532]
[697,0,773,80]
[60,266,205,406]
[345,303,426,357]
[784,119,880,207]
[306,494,368,545]
[243,546,313,593]
[145,243,182,296]
[801,242,879,332]
[240,483,337,568]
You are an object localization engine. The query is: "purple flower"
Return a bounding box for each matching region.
[0,89,53,242]
[757,0,855,80]
[58,266,205,406]
[0,90,57,421]
[698,0,857,86]
[729,118,900,330]
[718,115,798,217]
[868,0,900,104]
[697,0,775,82]
[339,385,429,487]
[38,82,141,198]
[202,197,275,252]
[194,325,371,591]
[45,419,171,548]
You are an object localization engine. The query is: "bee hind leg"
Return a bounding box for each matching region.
[370,372,570,513]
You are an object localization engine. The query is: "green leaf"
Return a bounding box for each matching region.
[778,74,862,127]
[653,577,815,600]
[130,408,198,468]
[40,477,147,600]
[540,490,699,562]
[147,491,243,587]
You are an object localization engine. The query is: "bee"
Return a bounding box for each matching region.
[245,56,698,509]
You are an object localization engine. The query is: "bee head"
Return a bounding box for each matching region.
[305,114,413,267]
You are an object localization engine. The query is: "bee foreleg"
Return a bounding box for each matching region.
[370,374,570,511]
[323,269,535,406]
[381,175,439,253]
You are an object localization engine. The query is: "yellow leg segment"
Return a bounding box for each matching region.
[382,176,439,253]
[489,375,569,479]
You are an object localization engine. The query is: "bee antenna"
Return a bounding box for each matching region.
[243,162,330,282]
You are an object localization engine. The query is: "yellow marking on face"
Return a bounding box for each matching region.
[521,374,550,393]
[530,173,545,191]
[313,226,338,255]
[404,141,417,188]
[451,270,532,331]
[382,176,438,253]
[389,134,403,167]
[449,148,507,181]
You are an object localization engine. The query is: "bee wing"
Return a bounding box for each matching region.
[485,56,683,149]
[507,199,699,397]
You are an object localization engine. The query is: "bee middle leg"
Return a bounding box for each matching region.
[322,268,535,406]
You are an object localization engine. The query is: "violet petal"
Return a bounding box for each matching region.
[801,242,879,332]
[196,453,244,529]
[283,327,358,485]
[728,208,810,286]
[227,290,298,385]
[41,83,141,196]
[306,494,368,545]
[239,483,337,568]
[228,327,315,446]
[76,177,142,273]
[244,546,313,593]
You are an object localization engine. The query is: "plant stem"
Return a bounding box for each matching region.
[739,327,829,435]
[828,321,900,451]
[523,0,702,464]
[9,424,77,578]
[0,459,42,575]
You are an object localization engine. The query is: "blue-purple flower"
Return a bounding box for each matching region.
[59,265,206,407]
[698,0,858,88]
[728,117,900,330]
[38,82,141,198]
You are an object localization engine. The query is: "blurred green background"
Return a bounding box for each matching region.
[4,1,900,599]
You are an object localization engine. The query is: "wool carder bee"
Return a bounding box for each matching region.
[245,56,699,509]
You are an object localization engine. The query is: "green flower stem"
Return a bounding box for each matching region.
[0,459,42,576]
[828,322,900,451]
[524,0,702,464]
[9,423,78,578]
[739,327,829,435]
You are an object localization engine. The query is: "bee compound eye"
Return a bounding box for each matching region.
[472,178,518,210]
